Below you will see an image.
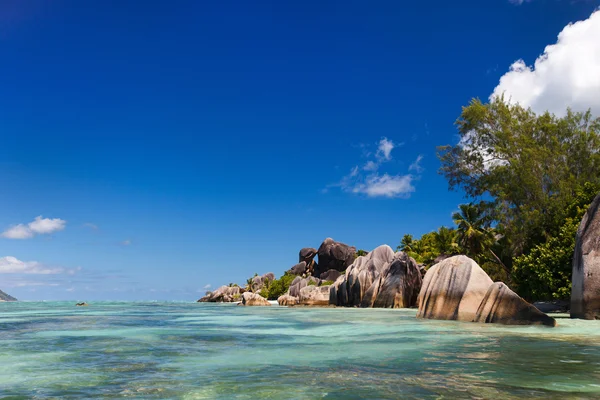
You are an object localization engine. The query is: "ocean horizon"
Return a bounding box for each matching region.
[1,301,599,399]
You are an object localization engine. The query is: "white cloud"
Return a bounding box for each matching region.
[352,174,415,198]
[2,224,34,239]
[121,239,132,246]
[0,256,65,274]
[203,284,212,290]
[509,0,529,5]
[1,216,66,239]
[376,138,395,161]
[491,10,600,116]
[409,155,424,173]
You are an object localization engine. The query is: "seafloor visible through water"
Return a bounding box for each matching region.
[0,302,599,399]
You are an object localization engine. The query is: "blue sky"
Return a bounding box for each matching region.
[1,0,599,300]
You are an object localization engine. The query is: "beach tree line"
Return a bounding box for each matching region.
[401,97,600,301]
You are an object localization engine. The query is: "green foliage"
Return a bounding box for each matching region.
[356,249,368,258]
[264,272,296,300]
[307,280,316,286]
[399,227,461,266]
[512,182,600,300]
[321,280,334,286]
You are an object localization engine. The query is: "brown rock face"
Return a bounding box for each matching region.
[289,261,308,276]
[418,255,555,326]
[289,276,320,298]
[241,292,271,306]
[361,252,422,308]
[316,238,356,277]
[299,247,318,274]
[198,286,244,303]
[319,269,341,282]
[277,294,299,306]
[475,283,556,326]
[572,192,600,320]
[417,256,493,322]
[251,273,275,293]
[298,285,331,306]
[330,245,421,308]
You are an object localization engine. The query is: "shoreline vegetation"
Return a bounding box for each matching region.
[200,98,600,325]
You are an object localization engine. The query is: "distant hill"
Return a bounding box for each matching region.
[0,289,17,301]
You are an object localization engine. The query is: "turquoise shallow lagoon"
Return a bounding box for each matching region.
[1,302,599,399]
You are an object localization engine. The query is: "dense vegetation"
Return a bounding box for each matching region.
[402,97,600,301]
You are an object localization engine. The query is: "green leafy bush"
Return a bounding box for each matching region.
[265,273,296,300]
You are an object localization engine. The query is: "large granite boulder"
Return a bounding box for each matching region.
[417,255,493,322]
[330,245,395,307]
[242,292,271,306]
[299,247,318,274]
[289,261,308,276]
[475,283,556,326]
[299,285,331,306]
[418,255,555,326]
[315,238,356,276]
[251,273,275,292]
[289,276,320,298]
[197,285,244,303]
[361,252,422,308]
[319,269,341,282]
[277,294,299,306]
[572,192,600,320]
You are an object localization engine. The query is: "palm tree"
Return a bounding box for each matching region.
[398,234,415,252]
[434,226,458,256]
[452,203,509,274]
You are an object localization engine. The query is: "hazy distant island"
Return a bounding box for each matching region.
[200,99,600,326]
[0,289,17,302]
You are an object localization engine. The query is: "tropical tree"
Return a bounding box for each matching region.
[397,234,415,252]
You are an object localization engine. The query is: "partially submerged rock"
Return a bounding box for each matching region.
[315,238,356,277]
[0,289,17,302]
[75,302,88,307]
[277,294,299,306]
[198,285,244,303]
[298,285,331,306]
[475,283,556,326]
[417,255,555,326]
[242,292,271,306]
[571,192,600,320]
[417,255,492,322]
[361,252,422,309]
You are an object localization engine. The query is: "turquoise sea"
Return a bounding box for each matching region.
[1,302,599,399]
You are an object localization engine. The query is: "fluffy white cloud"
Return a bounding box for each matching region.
[491,10,600,116]
[1,216,66,239]
[352,174,415,198]
[0,256,65,274]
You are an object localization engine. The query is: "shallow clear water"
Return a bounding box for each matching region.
[1,302,599,399]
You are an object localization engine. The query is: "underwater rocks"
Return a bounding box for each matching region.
[241,292,271,306]
[417,255,556,326]
[571,192,600,320]
[330,245,422,309]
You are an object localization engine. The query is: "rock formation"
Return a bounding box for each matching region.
[315,238,356,277]
[417,255,492,322]
[0,289,16,302]
[289,276,320,298]
[571,192,600,320]
[361,252,422,308]
[277,294,299,306]
[289,261,308,276]
[251,273,275,292]
[475,283,556,326]
[319,269,341,282]
[197,285,244,303]
[330,245,422,308]
[417,255,556,326]
[298,285,331,306]
[299,247,318,274]
[242,292,271,306]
